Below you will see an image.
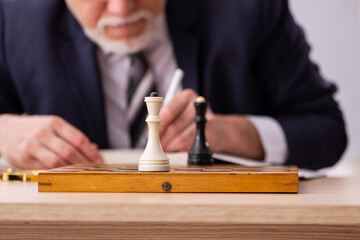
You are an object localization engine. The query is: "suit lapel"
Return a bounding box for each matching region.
[56,9,108,148]
[166,1,201,94]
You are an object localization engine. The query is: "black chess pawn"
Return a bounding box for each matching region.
[188,96,213,165]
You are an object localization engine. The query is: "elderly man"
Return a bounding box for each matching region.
[0,0,347,170]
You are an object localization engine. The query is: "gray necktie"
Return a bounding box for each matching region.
[127,53,156,148]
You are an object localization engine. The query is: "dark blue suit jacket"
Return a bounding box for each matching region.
[0,0,347,169]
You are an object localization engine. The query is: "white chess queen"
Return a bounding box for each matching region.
[138,93,170,172]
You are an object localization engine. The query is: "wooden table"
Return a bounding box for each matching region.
[0,151,359,240]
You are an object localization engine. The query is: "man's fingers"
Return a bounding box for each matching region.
[38,131,94,165]
[161,101,196,147]
[28,121,100,165]
[31,145,68,169]
[160,97,187,133]
[160,89,198,137]
[17,137,68,169]
[49,117,103,162]
[163,124,196,152]
[10,146,47,170]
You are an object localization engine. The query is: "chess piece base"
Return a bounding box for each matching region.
[138,161,170,172]
[188,153,213,165]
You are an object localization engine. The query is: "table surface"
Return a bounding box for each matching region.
[1,151,359,226]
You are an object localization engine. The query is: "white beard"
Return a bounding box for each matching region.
[83,10,161,54]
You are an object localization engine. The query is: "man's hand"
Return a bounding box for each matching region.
[0,114,103,169]
[159,89,265,160]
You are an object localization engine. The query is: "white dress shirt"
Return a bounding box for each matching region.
[97,16,288,164]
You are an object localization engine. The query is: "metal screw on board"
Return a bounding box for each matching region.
[162,182,171,191]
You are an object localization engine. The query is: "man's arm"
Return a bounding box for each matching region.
[159,0,347,170]
[251,0,347,169]
[0,4,103,169]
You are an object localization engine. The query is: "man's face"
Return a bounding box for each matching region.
[65,0,166,54]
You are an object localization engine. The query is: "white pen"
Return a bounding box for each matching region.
[163,68,184,105]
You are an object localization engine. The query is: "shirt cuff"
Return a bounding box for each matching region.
[0,157,14,168]
[246,115,288,165]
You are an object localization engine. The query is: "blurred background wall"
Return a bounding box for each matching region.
[290,0,360,162]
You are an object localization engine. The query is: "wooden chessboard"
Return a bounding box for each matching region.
[38,164,298,193]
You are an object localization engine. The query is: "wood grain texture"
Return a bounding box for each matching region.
[1,152,360,240]
[38,164,298,193]
[1,221,359,240]
[1,177,360,225]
